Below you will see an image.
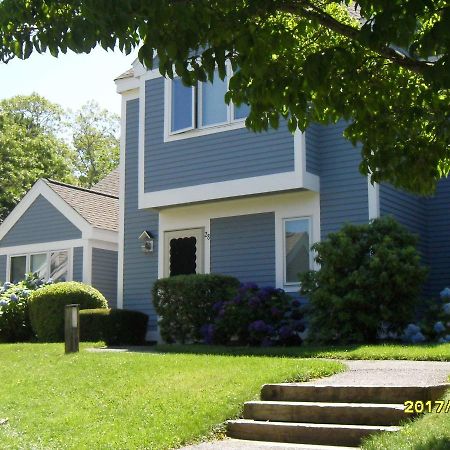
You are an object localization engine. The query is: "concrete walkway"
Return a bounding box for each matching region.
[180,360,450,450]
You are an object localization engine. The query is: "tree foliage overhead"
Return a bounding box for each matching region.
[71,101,119,188]
[0,94,119,221]
[0,1,449,193]
[0,94,74,221]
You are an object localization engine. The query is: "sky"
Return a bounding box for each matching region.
[0,46,138,115]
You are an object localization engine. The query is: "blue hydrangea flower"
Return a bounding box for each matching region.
[440,287,450,299]
[10,293,18,302]
[434,321,446,334]
[248,320,268,333]
[278,325,293,339]
[21,289,31,298]
[3,282,12,289]
[410,332,426,343]
[443,303,450,315]
[248,296,261,308]
[0,300,8,307]
[212,301,224,312]
[404,323,421,337]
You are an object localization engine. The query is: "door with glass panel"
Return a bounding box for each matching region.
[164,229,204,277]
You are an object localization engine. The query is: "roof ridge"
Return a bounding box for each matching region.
[44,179,119,200]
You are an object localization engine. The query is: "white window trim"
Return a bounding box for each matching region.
[7,248,73,283]
[282,216,313,287]
[164,64,247,142]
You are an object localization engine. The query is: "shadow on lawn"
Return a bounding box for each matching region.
[101,343,364,358]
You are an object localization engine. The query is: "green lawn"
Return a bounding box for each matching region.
[155,342,450,361]
[0,343,343,450]
[362,384,450,450]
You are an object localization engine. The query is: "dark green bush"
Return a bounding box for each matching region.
[80,308,149,345]
[300,216,428,344]
[153,274,240,343]
[29,282,108,342]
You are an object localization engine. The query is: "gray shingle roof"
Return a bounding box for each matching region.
[44,177,119,232]
[115,67,134,80]
[91,168,120,197]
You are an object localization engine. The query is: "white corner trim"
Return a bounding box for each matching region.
[138,76,146,210]
[82,239,92,285]
[117,90,140,309]
[0,180,92,241]
[89,240,118,252]
[368,177,380,220]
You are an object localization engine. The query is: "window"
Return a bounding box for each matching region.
[169,67,249,134]
[30,253,48,279]
[10,255,26,283]
[8,250,70,283]
[284,218,311,285]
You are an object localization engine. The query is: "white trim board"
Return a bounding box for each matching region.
[368,177,380,220]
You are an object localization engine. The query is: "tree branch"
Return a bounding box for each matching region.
[279,0,435,76]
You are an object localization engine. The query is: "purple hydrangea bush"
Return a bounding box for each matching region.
[402,286,450,344]
[201,283,305,346]
[0,273,52,342]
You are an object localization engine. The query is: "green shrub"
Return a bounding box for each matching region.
[80,308,149,345]
[0,274,52,342]
[300,216,428,344]
[204,283,305,346]
[29,282,108,342]
[153,274,240,343]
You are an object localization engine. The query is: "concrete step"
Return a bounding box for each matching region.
[227,420,399,447]
[261,384,449,404]
[243,400,410,425]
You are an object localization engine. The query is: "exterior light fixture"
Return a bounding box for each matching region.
[139,231,154,253]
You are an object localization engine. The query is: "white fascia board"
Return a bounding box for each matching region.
[89,240,118,252]
[115,78,140,94]
[0,239,84,255]
[88,228,118,243]
[0,180,92,241]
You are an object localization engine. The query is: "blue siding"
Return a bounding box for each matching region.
[319,122,369,238]
[0,255,6,283]
[144,78,295,192]
[92,248,118,308]
[425,178,450,295]
[379,184,428,257]
[305,124,320,176]
[123,98,159,331]
[0,195,81,247]
[72,247,83,282]
[210,213,276,286]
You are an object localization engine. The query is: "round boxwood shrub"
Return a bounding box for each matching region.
[29,282,108,342]
[300,216,428,344]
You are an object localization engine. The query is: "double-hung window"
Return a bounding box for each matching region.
[9,250,69,283]
[283,217,311,285]
[170,67,250,134]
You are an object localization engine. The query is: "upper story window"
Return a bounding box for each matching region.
[9,250,69,283]
[170,67,250,135]
[283,217,311,285]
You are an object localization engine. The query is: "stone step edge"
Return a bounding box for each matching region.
[224,439,360,449]
[228,419,401,432]
[245,400,406,409]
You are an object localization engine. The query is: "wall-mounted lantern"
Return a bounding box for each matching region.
[139,231,155,253]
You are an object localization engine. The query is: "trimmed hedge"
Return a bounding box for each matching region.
[29,282,108,342]
[80,308,149,345]
[153,274,240,343]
